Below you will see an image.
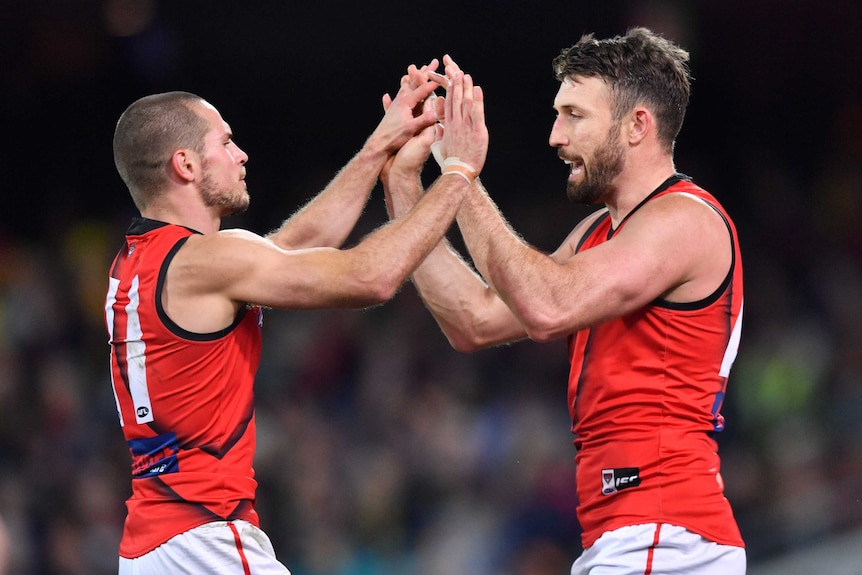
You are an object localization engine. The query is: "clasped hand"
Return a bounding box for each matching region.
[382,55,488,181]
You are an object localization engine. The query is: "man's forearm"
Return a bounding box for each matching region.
[455,181,543,324]
[267,140,390,250]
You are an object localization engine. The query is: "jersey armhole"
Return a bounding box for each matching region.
[574,211,611,253]
[155,237,249,341]
[653,194,736,310]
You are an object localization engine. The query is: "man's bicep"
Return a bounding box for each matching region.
[184,231,351,310]
[230,244,362,310]
[597,212,700,308]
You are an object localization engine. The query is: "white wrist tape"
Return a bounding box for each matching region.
[430,140,445,168]
[441,157,479,184]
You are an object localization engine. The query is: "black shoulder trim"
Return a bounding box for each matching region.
[655,271,732,310]
[127,217,168,235]
[610,173,688,237]
[155,237,249,341]
[127,217,203,236]
[653,197,736,310]
[575,211,611,253]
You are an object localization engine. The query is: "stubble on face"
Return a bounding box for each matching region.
[199,161,250,217]
[566,122,625,205]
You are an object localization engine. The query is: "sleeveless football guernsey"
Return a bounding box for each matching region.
[106,218,263,558]
[567,175,745,549]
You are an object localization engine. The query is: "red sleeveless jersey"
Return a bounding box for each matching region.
[567,175,745,549]
[105,218,264,558]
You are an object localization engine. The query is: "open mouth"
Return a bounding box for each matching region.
[563,158,584,179]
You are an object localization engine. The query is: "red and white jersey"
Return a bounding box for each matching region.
[105,218,264,558]
[567,175,745,549]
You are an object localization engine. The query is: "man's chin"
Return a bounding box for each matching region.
[221,200,250,218]
[566,183,601,205]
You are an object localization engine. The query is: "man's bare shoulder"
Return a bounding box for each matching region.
[623,191,726,237]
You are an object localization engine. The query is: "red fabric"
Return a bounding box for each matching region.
[106,220,263,558]
[567,178,745,549]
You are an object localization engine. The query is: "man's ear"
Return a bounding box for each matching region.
[171,149,198,183]
[627,107,652,145]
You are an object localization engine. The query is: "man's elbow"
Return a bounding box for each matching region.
[521,309,569,343]
[447,333,484,354]
[354,268,406,306]
[442,321,507,353]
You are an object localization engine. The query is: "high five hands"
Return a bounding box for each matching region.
[433,54,488,182]
[382,55,488,183]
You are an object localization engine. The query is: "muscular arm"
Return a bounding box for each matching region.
[384,168,527,352]
[170,172,471,325]
[266,62,442,251]
[457,184,733,342]
[264,142,388,250]
[164,65,489,334]
[380,61,528,352]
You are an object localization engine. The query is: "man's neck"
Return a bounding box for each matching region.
[140,204,221,235]
[604,164,676,228]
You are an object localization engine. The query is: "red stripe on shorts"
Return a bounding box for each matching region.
[229,521,252,575]
[643,523,662,575]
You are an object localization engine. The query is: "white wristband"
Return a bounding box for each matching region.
[432,136,479,183]
[441,169,473,184]
[441,157,478,174]
[441,157,479,184]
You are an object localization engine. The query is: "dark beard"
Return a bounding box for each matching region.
[200,170,250,217]
[566,127,625,205]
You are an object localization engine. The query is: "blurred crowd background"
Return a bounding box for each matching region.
[2,0,862,573]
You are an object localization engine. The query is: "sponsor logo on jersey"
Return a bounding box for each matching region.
[601,467,641,495]
[129,433,179,478]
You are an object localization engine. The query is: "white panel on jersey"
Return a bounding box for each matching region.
[720,300,743,378]
[106,277,125,427]
[126,275,154,424]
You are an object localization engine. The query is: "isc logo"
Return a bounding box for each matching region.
[601,467,641,495]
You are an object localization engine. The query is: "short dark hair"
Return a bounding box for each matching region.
[552,27,691,153]
[113,91,210,209]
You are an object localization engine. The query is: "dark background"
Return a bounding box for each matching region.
[2,1,862,573]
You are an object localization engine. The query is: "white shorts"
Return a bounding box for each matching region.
[571,523,746,575]
[118,520,290,575]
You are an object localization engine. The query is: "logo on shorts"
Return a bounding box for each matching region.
[602,467,641,495]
